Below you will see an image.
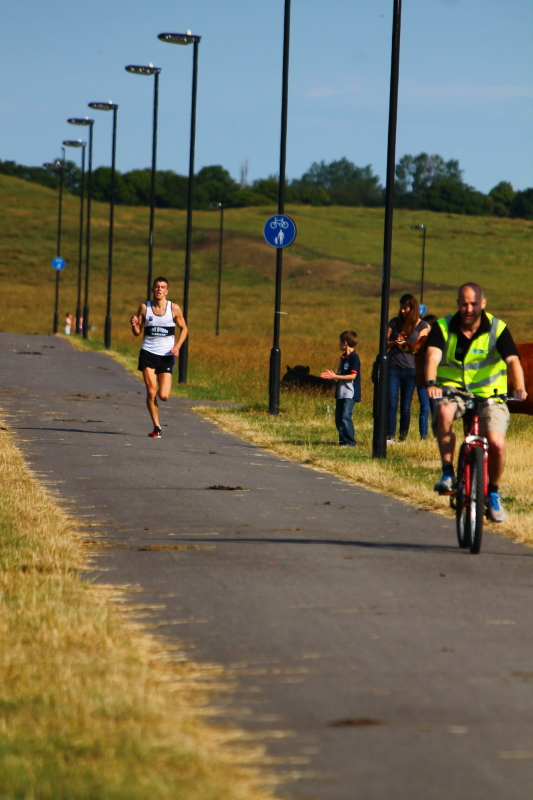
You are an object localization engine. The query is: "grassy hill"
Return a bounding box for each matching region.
[2,172,533,541]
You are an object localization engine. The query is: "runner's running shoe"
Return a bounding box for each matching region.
[148,426,162,438]
[486,491,506,523]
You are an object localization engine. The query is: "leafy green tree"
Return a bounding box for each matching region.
[294,157,382,206]
[510,188,533,220]
[424,180,493,215]
[194,165,239,208]
[230,187,271,207]
[395,153,463,208]
[489,181,515,217]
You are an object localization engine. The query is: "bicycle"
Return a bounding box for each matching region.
[438,389,515,554]
[270,217,289,229]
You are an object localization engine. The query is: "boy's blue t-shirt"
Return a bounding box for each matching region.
[336,351,361,401]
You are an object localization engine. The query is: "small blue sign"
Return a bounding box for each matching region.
[263,215,297,249]
[419,303,427,316]
[51,257,66,271]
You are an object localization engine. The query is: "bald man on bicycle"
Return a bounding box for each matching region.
[425,282,527,522]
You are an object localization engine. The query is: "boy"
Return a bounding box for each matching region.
[321,331,361,447]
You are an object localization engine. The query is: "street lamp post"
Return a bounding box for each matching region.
[158,31,202,384]
[125,65,161,303]
[209,203,224,336]
[268,0,292,416]
[372,0,403,459]
[63,139,86,334]
[68,117,94,339]
[44,149,65,334]
[411,224,427,304]
[89,101,119,349]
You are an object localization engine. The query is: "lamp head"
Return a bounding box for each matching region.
[88,101,118,111]
[158,31,201,45]
[125,64,161,75]
[43,161,62,170]
[411,225,426,231]
[68,117,94,126]
[63,139,86,147]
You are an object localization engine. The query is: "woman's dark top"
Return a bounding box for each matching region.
[388,317,430,370]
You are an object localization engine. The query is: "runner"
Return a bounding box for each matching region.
[130,277,188,438]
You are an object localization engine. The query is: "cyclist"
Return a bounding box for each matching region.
[425,282,527,522]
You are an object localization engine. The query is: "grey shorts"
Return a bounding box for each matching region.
[432,390,510,436]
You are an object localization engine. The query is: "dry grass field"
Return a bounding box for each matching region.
[0,421,278,799]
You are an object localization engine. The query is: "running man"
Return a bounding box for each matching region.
[130,277,188,438]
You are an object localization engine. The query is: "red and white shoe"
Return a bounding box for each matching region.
[148,426,162,438]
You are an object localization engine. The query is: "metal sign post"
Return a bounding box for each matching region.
[372,0,403,459]
[269,0,292,416]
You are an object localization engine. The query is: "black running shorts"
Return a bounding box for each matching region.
[138,349,175,374]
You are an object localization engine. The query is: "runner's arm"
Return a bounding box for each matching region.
[170,303,188,356]
[505,354,528,401]
[130,304,146,336]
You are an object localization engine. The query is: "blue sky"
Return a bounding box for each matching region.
[1,0,532,193]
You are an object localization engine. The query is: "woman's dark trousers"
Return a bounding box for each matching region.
[388,367,416,439]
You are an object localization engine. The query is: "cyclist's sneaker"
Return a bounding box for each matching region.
[434,472,456,494]
[486,492,506,523]
[148,426,162,439]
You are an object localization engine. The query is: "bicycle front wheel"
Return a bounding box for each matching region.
[468,446,485,554]
[456,444,470,549]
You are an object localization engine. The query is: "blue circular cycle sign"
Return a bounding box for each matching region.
[419,303,427,316]
[51,257,66,271]
[263,215,297,249]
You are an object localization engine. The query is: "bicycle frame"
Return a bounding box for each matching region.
[460,406,489,502]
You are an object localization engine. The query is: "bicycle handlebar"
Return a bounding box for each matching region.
[438,388,520,403]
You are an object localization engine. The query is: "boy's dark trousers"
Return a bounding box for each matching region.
[335,398,356,445]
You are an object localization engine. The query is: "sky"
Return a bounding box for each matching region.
[1,0,532,193]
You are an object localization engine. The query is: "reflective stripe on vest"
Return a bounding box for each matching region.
[436,312,508,397]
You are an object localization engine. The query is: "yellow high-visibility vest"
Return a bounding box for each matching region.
[436,313,508,397]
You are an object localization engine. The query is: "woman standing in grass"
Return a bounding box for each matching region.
[386,294,429,443]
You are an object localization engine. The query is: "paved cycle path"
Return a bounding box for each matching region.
[1,332,533,799]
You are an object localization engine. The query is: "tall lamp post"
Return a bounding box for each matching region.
[268,0,292,416]
[89,101,119,349]
[63,139,86,334]
[411,224,426,305]
[125,65,160,303]
[158,31,202,384]
[44,148,65,333]
[68,117,94,339]
[372,0,403,459]
[209,203,224,336]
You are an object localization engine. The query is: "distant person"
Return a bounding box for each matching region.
[130,277,188,438]
[414,313,438,439]
[64,313,72,335]
[320,330,361,447]
[386,294,430,443]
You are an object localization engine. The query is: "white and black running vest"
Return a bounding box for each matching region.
[142,301,175,356]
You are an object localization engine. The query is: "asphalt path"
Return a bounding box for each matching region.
[1,332,533,799]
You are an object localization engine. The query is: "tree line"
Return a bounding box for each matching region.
[1,154,532,220]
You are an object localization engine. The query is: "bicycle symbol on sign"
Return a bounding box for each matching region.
[270,217,290,230]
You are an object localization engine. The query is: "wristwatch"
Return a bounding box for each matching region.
[426,380,437,387]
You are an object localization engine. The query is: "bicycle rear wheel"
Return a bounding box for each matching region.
[455,444,470,549]
[468,446,485,554]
